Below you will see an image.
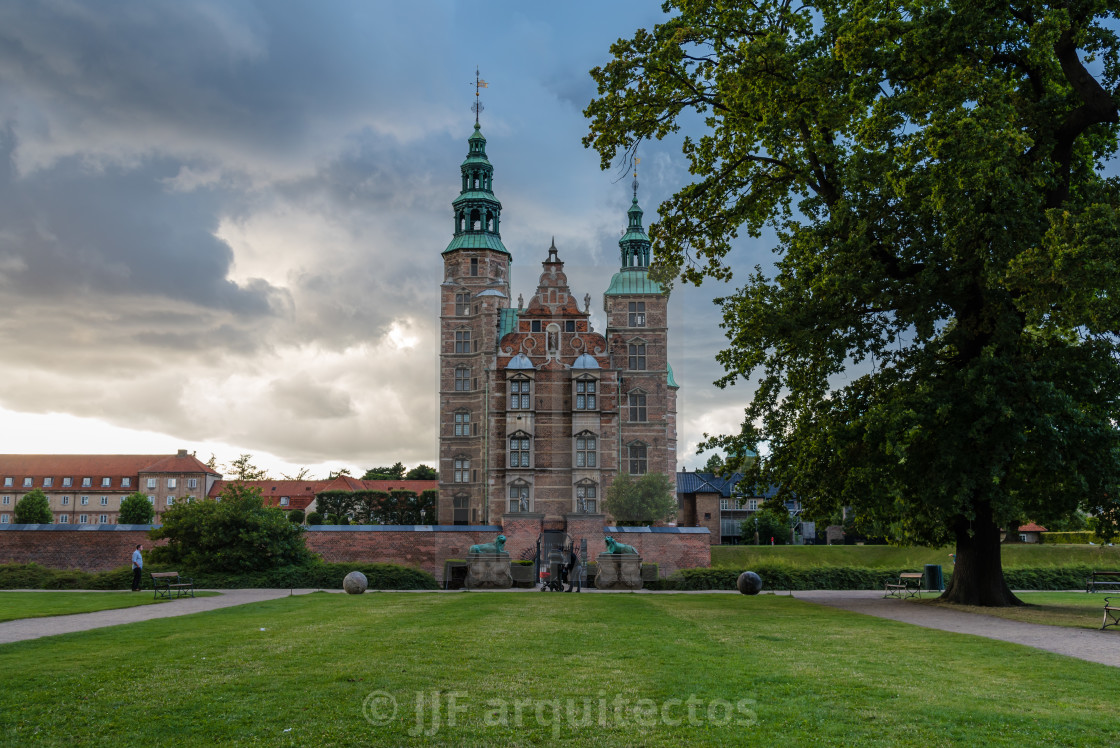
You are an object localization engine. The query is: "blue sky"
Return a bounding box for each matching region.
[0,1,760,477]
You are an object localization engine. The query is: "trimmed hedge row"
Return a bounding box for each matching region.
[0,562,438,591]
[1040,532,1101,544]
[662,563,1119,591]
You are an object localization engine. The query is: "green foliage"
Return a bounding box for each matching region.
[314,489,436,525]
[147,482,312,573]
[701,453,725,475]
[602,473,677,525]
[287,509,305,524]
[13,489,52,524]
[405,464,438,480]
[585,1,1120,605]
[361,462,405,480]
[224,453,270,481]
[0,561,437,590]
[118,492,154,524]
[1041,532,1101,544]
[742,501,792,545]
[305,511,323,525]
[1041,511,1090,532]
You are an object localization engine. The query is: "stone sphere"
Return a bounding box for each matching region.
[343,571,368,595]
[737,571,763,595]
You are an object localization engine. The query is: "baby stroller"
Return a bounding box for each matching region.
[539,539,580,592]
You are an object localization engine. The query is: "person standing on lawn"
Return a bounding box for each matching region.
[131,544,143,591]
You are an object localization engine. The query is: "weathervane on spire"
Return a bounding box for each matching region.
[632,144,641,202]
[473,66,488,126]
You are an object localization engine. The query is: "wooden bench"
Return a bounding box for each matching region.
[1086,571,1120,593]
[150,571,195,600]
[1103,598,1120,631]
[884,572,924,599]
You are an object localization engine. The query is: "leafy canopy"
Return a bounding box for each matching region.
[148,482,312,572]
[603,473,678,526]
[13,489,52,524]
[118,492,154,524]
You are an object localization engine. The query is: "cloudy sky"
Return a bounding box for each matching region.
[0,0,765,478]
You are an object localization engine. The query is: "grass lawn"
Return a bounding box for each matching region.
[918,590,1118,630]
[2,592,1118,746]
[712,543,1120,569]
[0,591,220,623]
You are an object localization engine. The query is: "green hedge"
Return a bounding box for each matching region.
[1040,532,1101,544]
[0,562,438,591]
[662,563,1119,591]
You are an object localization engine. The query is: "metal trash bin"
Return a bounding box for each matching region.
[924,564,944,592]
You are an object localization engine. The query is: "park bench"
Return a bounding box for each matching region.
[884,572,924,599]
[1103,598,1120,631]
[150,571,195,600]
[1086,571,1120,593]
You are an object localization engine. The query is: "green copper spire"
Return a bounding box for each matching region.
[444,113,509,255]
[606,157,663,295]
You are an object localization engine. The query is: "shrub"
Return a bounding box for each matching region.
[119,492,155,524]
[287,509,305,524]
[1041,531,1100,544]
[13,489,52,524]
[306,511,323,525]
[147,482,313,573]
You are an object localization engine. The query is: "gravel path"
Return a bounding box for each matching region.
[0,589,308,644]
[794,590,1120,668]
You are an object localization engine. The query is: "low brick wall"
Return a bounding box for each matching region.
[0,525,161,572]
[0,522,711,582]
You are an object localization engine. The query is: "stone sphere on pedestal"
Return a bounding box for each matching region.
[343,571,368,595]
[737,571,763,595]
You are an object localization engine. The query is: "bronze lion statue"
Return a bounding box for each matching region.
[604,536,637,555]
[469,534,507,554]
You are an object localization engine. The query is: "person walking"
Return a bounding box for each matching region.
[131,544,143,592]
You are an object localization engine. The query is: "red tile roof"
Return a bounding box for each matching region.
[0,453,219,490]
[207,478,439,511]
[1018,522,1048,533]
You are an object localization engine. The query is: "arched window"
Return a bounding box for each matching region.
[471,209,481,230]
[627,442,648,475]
[574,431,597,468]
[453,410,471,437]
[455,367,470,391]
[508,481,530,513]
[509,431,531,468]
[628,391,647,422]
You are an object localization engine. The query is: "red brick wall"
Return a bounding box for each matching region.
[0,529,162,572]
[0,523,710,581]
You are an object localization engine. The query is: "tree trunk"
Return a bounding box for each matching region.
[941,503,1023,606]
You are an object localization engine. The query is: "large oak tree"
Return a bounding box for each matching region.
[586,0,1120,605]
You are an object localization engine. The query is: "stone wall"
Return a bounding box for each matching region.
[0,522,710,582]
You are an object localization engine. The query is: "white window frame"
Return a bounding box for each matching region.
[80,496,89,506]
[61,496,70,506]
[98,514,108,524]
[167,478,177,489]
[43,477,53,487]
[79,514,88,524]
[122,478,131,488]
[280,497,289,506]
[166,496,175,506]
[58,514,69,524]
[146,478,157,489]
[101,477,111,487]
[100,496,108,506]
[22,477,32,487]
[0,514,8,524]
[81,477,92,487]
[186,478,197,489]
[62,477,72,487]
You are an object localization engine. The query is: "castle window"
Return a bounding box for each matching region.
[629,301,646,327]
[628,343,646,370]
[454,458,470,483]
[509,377,531,409]
[575,482,598,513]
[453,495,470,525]
[455,330,471,353]
[575,378,597,410]
[628,443,648,475]
[456,292,470,315]
[628,391,647,422]
[531,320,541,332]
[508,482,530,513]
[454,410,471,437]
[565,320,575,332]
[455,367,470,391]
[575,433,597,468]
[470,258,479,276]
[509,433,531,468]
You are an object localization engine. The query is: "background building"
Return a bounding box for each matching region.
[0,450,219,525]
[437,123,678,531]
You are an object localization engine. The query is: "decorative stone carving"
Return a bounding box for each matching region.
[466,552,513,589]
[343,571,368,595]
[595,552,642,590]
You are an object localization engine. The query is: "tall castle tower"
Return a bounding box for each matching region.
[438,126,677,530]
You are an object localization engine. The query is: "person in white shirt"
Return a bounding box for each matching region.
[131,544,143,591]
